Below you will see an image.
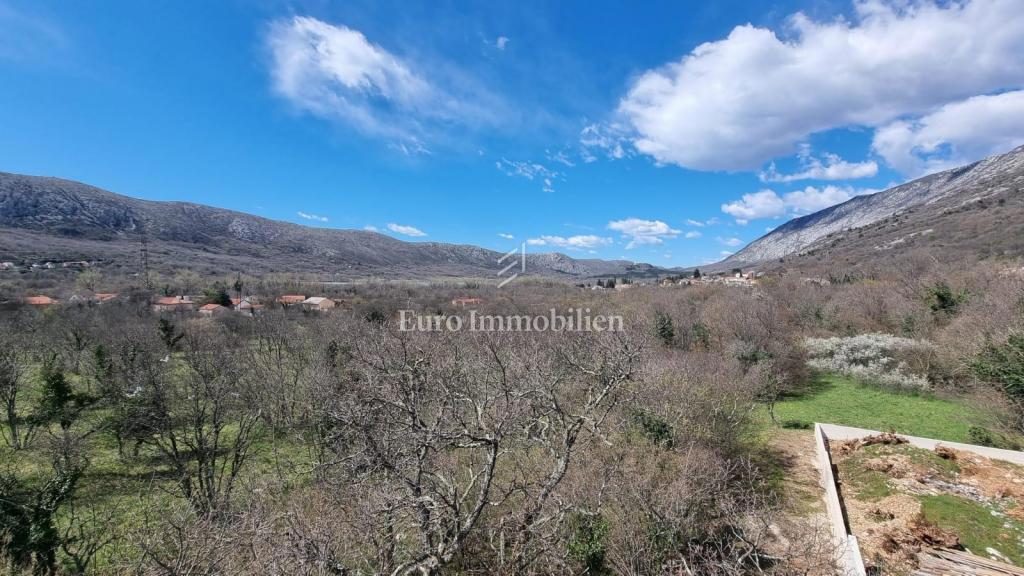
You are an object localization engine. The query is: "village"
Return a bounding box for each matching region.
[8,268,764,314]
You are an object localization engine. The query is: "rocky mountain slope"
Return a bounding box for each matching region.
[719,145,1024,270]
[0,172,661,279]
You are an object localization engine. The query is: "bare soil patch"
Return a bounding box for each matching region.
[833,435,1024,575]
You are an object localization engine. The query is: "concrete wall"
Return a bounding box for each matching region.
[814,422,1024,576]
[813,424,867,576]
[818,423,1024,465]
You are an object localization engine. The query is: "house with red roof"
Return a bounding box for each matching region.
[24,295,57,306]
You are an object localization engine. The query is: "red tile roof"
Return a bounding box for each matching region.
[199,303,224,311]
[452,297,484,305]
[24,295,57,305]
[277,294,306,303]
[154,296,190,306]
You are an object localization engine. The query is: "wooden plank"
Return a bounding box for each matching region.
[912,548,1024,576]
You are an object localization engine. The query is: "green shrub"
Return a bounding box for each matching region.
[967,425,1021,450]
[566,512,610,574]
[631,410,674,447]
[972,333,1024,399]
[927,281,967,317]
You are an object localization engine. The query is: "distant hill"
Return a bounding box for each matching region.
[716,145,1024,271]
[0,172,663,280]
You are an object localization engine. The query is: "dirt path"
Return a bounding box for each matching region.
[764,428,838,575]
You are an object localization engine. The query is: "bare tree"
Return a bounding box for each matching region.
[0,339,39,451]
[304,322,642,576]
[143,327,262,515]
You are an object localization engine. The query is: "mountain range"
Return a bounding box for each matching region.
[2,145,1023,281]
[0,172,661,280]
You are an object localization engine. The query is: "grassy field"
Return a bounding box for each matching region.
[772,373,995,443]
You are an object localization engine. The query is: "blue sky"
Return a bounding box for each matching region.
[2,0,1023,266]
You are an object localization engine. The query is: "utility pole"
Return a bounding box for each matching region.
[140,218,152,290]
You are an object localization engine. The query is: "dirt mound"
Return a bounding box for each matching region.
[835,432,908,456]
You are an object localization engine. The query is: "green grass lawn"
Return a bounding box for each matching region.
[772,373,992,443]
[919,494,1024,565]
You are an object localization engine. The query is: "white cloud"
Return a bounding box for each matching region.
[872,90,1024,176]
[784,185,867,214]
[721,190,787,223]
[546,149,576,167]
[580,122,630,162]
[526,235,613,250]
[387,223,427,237]
[720,251,734,257]
[760,145,878,182]
[495,36,509,50]
[616,0,1024,171]
[607,218,681,249]
[684,231,702,239]
[297,211,329,222]
[717,236,743,247]
[685,218,718,227]
[267,16,494,146]
[364,224,379,232]
[721,185,874,223]
[497,233,514,239]
[496,158,561,192]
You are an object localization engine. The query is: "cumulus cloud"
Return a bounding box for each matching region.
[526,235,613,250]
[872,90,1024,176]
[684,231,702,239]
[721,185,873,223]
[784,185,867,214]
[616,0,1024,171]
[495,36,509,50]
[387,223,427,237]
[267,16,494,146]
[721,190,787,223]
[717,236,743,247]
[363,224,379,232]
[760,146,878,182]
[297,211,329,222]
[607,218,681,249]
[497,233,514,239]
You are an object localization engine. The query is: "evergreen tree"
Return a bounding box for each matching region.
[158,318,184,351]
[39,358,74,430]
[654,312,675,346]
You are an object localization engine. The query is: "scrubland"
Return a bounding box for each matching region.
[1,253,1023,575]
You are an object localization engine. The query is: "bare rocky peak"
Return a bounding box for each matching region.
[719,144,1024,269]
